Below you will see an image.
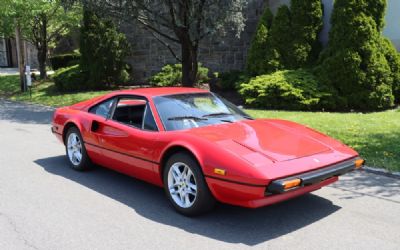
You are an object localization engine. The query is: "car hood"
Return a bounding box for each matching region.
[186,119,333,162]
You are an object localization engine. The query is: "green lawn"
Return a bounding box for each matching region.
[0,75,22,96]
[1,75,399,172]
[0,75,110,107]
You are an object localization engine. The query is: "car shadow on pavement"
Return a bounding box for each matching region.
[331,171,400,203]
[0,99,54,124]
[35,155,341,246]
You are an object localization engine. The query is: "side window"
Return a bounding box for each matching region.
[143,104,158,131]
[89,98,115,118]
[112,97,147,129]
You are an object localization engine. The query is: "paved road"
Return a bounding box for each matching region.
[0,99,399,250]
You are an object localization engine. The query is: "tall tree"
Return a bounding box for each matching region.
[1,0,32,91]
[265,5,292,72]
[1,0,81,80]
[316,0,400,110]
[289,0,323,67]
[73,0,247,87]
[246,7,273,76]
[80,10,131,88]
[264,0,323,73]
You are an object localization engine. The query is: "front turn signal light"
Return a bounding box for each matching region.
[283,178,301,190]
[214,168,226,176]
[355,158,365,169]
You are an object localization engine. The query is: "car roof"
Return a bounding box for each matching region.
[113,87,209,98]
[72,87,210,111]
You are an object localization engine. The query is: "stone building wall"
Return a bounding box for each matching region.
[122,0,266,82]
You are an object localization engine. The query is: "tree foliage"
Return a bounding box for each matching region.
[239,69,331,110]
[68,0,247,86]
[289,0,324,67]
[0,0,81,79]
[247,0,323,75]
[149,63,209,87]
[246,7,273,76]
[316,0,400,110]
[79,10,131,88]
[265,5,292,72]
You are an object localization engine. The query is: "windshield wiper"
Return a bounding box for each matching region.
[220,119,234,123]
[168,116,208,121]
[202,112,232,118]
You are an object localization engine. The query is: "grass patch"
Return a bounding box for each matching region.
[247,110,400,172]
[0,75,21,96]
[1,79,110,107]
[1,76,398,171]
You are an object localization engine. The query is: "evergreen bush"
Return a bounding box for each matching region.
[80,10,131,88]
[260,0,323,73]
[217,70,249,91]
[238,69,331,110]
[149,64,210,87]
[50,53,81,70]
[53,65,88,91]
[246,8,273,76]
[315,0,399,110]
[289,0,324,67]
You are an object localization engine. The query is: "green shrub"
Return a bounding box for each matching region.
[261,0,323,73]
[289,0,324,67]
[150,64,209,87]
[315,0,397,110]
[246,7,273,76]
[53,65,88,92]
[238,69,331,110]
[217,70,249,90]
[80,10,131,88]
[265,5,292,73]
[381,38,400,103]
[50,53,81,70]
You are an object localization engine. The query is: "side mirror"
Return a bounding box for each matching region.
[91,120,100,132]
[237,105,244,109]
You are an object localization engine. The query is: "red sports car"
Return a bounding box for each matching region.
[51,87,364,215]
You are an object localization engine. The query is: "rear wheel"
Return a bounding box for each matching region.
[65,127,91,171]
[163,152,215,216]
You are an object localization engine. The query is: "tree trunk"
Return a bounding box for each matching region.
[181,37,198,87]
[37,47,47,79]
[38,15,48,79]
[15,21,26,92]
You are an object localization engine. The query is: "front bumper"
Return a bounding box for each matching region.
[267,157,364,194]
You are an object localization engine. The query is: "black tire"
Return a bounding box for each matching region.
[163,152,216,216]
[65,126,92,171]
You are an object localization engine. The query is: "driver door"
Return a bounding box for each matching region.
[91,96,160,184]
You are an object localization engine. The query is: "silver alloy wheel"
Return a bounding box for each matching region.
[167,162,198,208]
[67,132,82,166]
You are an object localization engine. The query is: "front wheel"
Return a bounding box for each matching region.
[65,127,92,171]
[163,152,215,216]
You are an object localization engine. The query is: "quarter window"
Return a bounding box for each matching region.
[89,98,115,118]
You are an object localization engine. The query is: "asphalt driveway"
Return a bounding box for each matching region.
[0,99,399,250]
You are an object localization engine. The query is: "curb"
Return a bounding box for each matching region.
[362,166,400,179]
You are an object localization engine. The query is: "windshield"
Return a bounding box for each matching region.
[153,93,252,131]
